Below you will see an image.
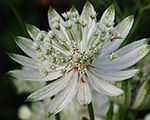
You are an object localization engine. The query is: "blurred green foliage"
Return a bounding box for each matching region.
[0,0,150,120]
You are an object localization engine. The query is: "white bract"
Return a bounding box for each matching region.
[8,2,149,116]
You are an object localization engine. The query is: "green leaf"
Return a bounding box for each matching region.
[104,102,114,120]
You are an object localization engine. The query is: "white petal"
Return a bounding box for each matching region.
[80,2,96,28]
[96,38,148,61]
[26,24,41,41]
[14,36,37,59]
[27,71,74,101]
[89,66,140,81]
[100,16,134,57]
[99,4,115,25]
[48,7,64,38]
[8,53,44,69]
[93,40,150,70]
[48,71,78,116]
[8,70,62,81]
[80,2,96,52]
[86,70,123,96]
[77,74,92,105]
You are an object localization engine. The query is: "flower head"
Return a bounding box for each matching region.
[8,2,149,116]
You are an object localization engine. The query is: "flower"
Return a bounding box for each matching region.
[8,2,149,116]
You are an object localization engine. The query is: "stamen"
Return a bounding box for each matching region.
[109,52,118,61]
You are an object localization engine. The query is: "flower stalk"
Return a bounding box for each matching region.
[87,102,95,120]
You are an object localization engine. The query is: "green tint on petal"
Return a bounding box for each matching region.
[48,7,64,29]
[8,53,44,69]
[132,80,150,109]
[70,6,79,16]
[81,1,96,26]
[14,36,37,59]
[100,4,115,25]
[115,15,134,39]
[26,24,40,40]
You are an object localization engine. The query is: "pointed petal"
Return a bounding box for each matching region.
[89,67,140,81]
[48,7,64,37]
[14,36,37,59]
[93,39,150,70]
[100,16,134,57]
[99,4,115,25]
[96,38,148,61]
[80,1,96,27]
[8,53,44,69]
[70,6,79,18]
[86,70,123,96]
[80,2,96,51]
[8,70,62,81]
[26,24,41,41]
[27,71,74,101]
[132,80,150,109]
[77,74,92,106]
[48,71,78,116]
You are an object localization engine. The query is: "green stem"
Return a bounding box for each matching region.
[55,113,61,120]
[6,0,29,37]
[87,102,95,120]
[116,106,128,120]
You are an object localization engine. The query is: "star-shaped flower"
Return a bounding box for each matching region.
[8,2,149,116]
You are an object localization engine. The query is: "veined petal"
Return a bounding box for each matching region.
[8,53,44,69]
[80,2,96,52]
[93,40,150,70]
[80,1,96,28]
[48,7,64,37]
[14,36,37,59]
[77,74,92,106]
[86,70,123,96]
[96,38,149,61]
[89,67,140,81]
[26,24,41,41]
[99,4,115,25]
[115,15,134,39]
[48,71,78,116]
[70,6,79,19]
[8,70,62,81]
[27,70,74,101]
[116,38,149,55]
[100,15,134,57]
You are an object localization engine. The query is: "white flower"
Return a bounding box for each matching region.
[8,2,150,116]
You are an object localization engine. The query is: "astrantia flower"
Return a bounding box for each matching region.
[8,2,149,116]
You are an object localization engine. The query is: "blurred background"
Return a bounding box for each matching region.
[0,0,150,119]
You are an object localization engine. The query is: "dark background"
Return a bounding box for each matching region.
[0,0,150,119]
